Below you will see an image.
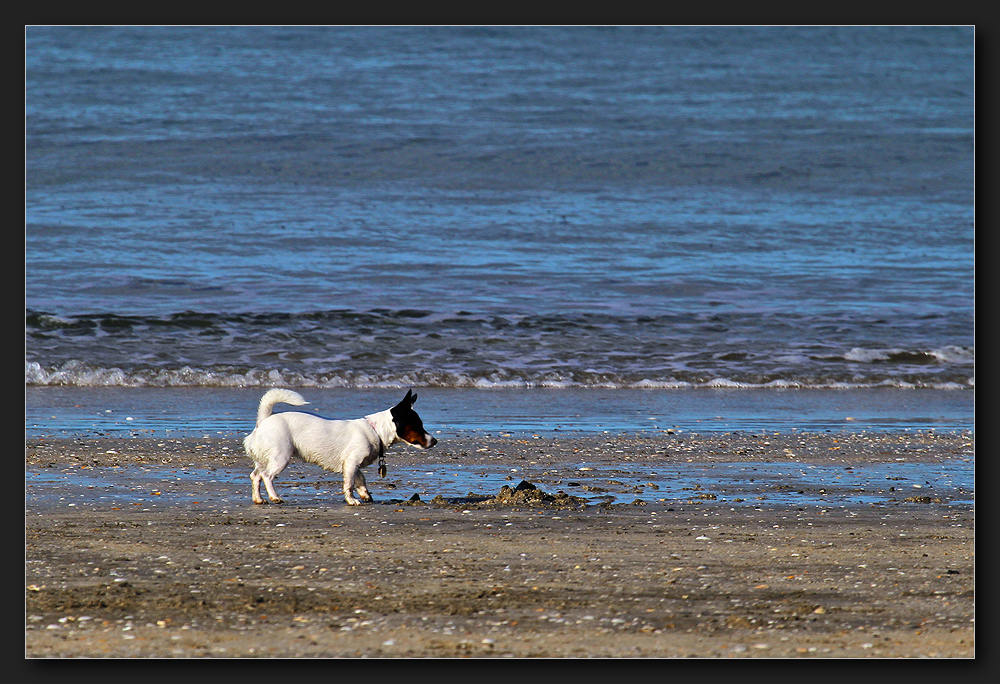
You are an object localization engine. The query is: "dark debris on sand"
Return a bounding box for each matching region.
[389,479,590,510]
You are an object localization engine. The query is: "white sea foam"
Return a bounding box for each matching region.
[844,347,895,363]
[24,359,975,390]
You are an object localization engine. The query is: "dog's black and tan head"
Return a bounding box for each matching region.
[390,390,437,449]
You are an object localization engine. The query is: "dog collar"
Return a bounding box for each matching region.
[366,418,387,477]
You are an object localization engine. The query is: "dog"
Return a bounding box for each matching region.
[243,388,437,505]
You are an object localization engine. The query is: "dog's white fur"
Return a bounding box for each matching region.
[243,388,435,505]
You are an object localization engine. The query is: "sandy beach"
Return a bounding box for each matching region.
[26,431,974,658]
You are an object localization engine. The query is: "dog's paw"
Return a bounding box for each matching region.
[345,496,363,506]
[269,496,284,504]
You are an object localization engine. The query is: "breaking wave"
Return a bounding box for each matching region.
[25,308,974,390]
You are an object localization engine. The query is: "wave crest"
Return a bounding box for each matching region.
[25,360,973,390]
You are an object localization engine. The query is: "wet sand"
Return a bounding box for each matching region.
[25,431,974,658]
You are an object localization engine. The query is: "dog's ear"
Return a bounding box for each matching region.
[396,389,416,409]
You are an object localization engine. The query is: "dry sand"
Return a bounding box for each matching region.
[25,431,974,658]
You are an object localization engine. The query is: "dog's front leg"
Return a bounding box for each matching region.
[342,465,363,506]
[354,470,373,503]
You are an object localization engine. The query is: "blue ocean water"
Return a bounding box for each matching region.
[25,26,974,433]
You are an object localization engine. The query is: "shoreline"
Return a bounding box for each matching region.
[25,385,976,439]
[26,432,975,658]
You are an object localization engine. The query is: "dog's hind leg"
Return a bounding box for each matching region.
[250,467,283,504]
[250,455,290,504]
[261,472,284,504]
[251,468,266,505]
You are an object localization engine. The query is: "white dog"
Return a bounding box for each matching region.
[243,389,437,505]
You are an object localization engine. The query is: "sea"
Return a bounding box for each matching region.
[25,26,975,438]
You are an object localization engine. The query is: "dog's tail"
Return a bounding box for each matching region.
[255,388,309,426]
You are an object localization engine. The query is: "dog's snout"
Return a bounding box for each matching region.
[426,435,438,448]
